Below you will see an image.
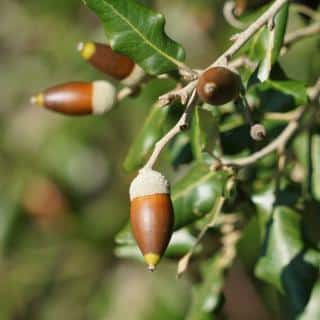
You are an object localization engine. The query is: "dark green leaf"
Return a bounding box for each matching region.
[190,108,206,161]
[299,279,320,320]
[84,0,186,75]
[255,206,303,292]
[168,132,193,168]
[255,206,318,316]
[256,80,308,107]
[0,183,23,256]
[237,215,262,269]
[172,163,231,229]
[220,124,251,156]
[123,103,169,172]
[186,255,225,320]
[311,134,320,201]
[292,132,320,201]
[258,3,289,81]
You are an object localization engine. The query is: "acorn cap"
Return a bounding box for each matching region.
[92,80,117,114]
[129,169,170,201]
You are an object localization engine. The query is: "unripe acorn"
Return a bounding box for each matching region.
[129,169,174,271]
[197,66,241,106]
[77,41,146,87]
[30,81,116,115]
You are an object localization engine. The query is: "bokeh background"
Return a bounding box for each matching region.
[0,0,319,319]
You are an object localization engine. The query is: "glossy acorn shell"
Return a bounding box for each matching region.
[197,66,241,106]
[130,193,174,258]
[43,82,93,115]
[85,42,135,80]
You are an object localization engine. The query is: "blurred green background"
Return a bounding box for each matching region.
[0,0,319,319]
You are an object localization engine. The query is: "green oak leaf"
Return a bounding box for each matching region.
[172,162,231,229]
[0,181,24,257]
[256,79,308,107]
[255,206,318,316]
[299,270,320,320]
[190,108,207,161]
[123,103,170,172]
[186,255,225,320]
[311,134,320,201]
[258,3,289,81]
[83,0,186,75]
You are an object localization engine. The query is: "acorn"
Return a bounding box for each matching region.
[22,177,69,228]
[129,169,174,271]
[77,41,146,87]
[197,66,241,106]
[30,81,116,115]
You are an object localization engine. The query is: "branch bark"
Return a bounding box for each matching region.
[144,89,198,169]
[220,79,320,167]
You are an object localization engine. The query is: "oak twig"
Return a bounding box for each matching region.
[142,0,289,170]
[284,22,320,47]
[144,89,198,169]
[159,0,289,108]
[223,1,245,29]
[220,79,320,167]
[292,3,320,21]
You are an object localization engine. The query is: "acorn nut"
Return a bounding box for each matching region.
[77,41,145,87]
[129,169,174,271]
[197,66,241,106]
[30,81,116,115]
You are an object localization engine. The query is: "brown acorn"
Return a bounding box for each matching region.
[129,169,174,271]
[77,41,145,87]
[30,81,116,115]
[197,66,241,106]
[22,177,69,228]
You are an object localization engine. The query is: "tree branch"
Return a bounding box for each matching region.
[291,3,320,21]
[220,79,320,168]
[223,1,245,29]
[221,116,302,167]
[143,0,289,170]
[212,0,289,67]
[144,89,198,169]
[284,22,320,47]
[159,0,289,107]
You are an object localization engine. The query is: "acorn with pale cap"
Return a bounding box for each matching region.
[129,169,174,271]
[30,81,116,116]
[77,41,146,87]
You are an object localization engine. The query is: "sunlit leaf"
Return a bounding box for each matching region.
[190,108,206,161]
[255,206,317,316]
[311,134,320,201]
[172,162,231,229]
[258,3,289,81]
[123,103,170,171]
[299,280,320,320]
[186,255,225,320]
[83,0,186,75]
